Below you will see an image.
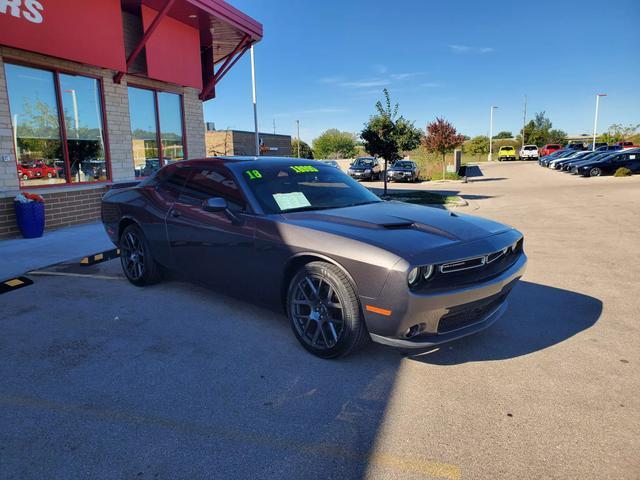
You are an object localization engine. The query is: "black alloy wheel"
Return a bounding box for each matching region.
[287,261,367,358]
[119,224,162,286]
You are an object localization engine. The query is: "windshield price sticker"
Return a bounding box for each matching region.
[245,169,262,180]
[273,192,311,211]
[290,166,318,173]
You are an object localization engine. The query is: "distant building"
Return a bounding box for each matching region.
[206,129,292,157]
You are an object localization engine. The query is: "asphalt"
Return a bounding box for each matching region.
[1,161,639,479]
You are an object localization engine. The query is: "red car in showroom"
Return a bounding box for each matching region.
[17,160,58,180]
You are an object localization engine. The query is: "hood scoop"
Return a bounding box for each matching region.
[381,220,415,229]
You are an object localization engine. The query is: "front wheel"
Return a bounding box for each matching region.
[589,167,602,177]
[119,224,163,286]
[287,261,368,359]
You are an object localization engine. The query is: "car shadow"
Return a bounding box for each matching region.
[468,177,507,183]
[406,281,602,365]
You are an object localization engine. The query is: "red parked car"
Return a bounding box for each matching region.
[540,144,562,157]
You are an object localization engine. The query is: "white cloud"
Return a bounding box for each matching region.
[339,79,390,88]
[449,44,495,54]
[390,72,427,80]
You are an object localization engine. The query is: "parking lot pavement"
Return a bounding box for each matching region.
[1,161,639,479]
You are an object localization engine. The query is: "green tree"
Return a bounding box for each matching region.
[520,111,559,146]
[548,129,568,145]
[423,118,466,180]
[464,135,489,156]
[291,139,314,159]
[360,89,422,193]
[602,123,640,144]
[493,131,513,139]
[312,129,357,159]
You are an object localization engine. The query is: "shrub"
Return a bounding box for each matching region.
[614,167,632,177]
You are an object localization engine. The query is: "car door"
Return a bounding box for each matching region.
[623,152,640,172]
[165,165,256,288]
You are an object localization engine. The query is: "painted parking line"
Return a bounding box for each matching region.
[0,276,33,294]
[80,248,120,266]
[0,393,461,479]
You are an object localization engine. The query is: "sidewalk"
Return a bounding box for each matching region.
[0,222,114,279]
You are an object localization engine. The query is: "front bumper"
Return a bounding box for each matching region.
[348,171,371,180]
[387,172,414,181]
[366,253,527,349]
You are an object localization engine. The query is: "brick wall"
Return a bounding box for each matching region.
[0,187,107,239]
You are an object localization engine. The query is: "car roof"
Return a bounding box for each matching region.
[178,156,329,170]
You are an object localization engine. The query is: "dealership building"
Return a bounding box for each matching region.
[206,127,292,157]
[0,0,262,239]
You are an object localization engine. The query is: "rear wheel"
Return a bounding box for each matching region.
[589,167,602,177]
[287,261,367,359]
[119,224,162,286]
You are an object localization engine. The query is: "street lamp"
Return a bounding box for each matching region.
[250,45,259,156]
[488,106,498,161]
[592,93,607,150]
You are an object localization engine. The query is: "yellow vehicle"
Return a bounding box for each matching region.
[498,146,517,161]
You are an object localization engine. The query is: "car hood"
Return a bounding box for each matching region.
[388,167,414,172]
[349,166,372,171]
[280,201,513,260]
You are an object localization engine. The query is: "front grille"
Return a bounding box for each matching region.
[416,239,523,292]
[437,293,507,333]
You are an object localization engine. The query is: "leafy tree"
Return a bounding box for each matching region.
[601,123,640,144]
[520,111,561,146]
[291,139,314,159]
[361,89,422,193]
[548,129,568,145]
[312,129,357,159]
[493,131,513,139]
[464,135,489,156]
[423,118,466,180]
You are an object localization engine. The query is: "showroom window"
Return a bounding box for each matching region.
[4,63,109,187]
[128,86,185,177]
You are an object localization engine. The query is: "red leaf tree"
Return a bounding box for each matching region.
[423,118,466,180]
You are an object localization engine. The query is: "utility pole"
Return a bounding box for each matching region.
[296,120,301,158]
[250,45,259,156]
[489,106,498,161]
[522,95,527,150]
[592,93,607,150]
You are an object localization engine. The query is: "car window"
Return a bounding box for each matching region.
[155,165,191,201]
[524,146,537,150]
[180,167,246,212]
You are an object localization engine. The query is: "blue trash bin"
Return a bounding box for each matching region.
[14,200,45,238]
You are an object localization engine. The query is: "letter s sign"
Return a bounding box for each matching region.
[23,0,43,24]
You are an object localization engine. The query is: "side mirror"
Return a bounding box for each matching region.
[202,197,228,212]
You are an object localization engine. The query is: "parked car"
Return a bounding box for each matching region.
[573,149,640,177]
[102,158,527,358]
[540,144,562,157]
[562,152,611,172]
[565,142,587,151]
[347,157,382,181]
[498,146,517,161]
[616,141,635,148]
[593,142,608,150]
[539,149,569,167]
[321,160,341,169]
[595,145,623,152]
[386,160,420,182]
[548,151,591,170]
[519,145,539,160]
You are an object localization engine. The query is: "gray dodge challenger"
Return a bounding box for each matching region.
[102,157,527,358]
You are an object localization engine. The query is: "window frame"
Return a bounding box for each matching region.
[4,58,112,189]
[127,83,188,177]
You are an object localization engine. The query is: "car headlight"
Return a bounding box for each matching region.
[422,264,434,280]
[364,168,371,174]
[407,267,420,286]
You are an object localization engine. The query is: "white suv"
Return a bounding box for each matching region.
[519,145,539,160]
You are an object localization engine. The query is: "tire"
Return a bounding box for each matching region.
[589,167,602,177]
[287,261,368,359]
[46,172,53,178]
[119,224,162,286]
[22,174,28,180]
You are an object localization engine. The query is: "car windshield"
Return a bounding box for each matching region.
[394,161,414,168]
[501,147,514,151]
[524,146,537,150]
[353,158,374,167]
[240,163,382,214]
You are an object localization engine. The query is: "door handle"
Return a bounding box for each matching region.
[170,209,181,218]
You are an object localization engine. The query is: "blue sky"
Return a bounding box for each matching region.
[205,0,639,143]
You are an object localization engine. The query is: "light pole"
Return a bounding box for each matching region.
[592,93,607,150]
[64,89,79,137]
[522,95,527,150]
[489,106,498,161]
[250,45,259,156]
[296,120,300,158]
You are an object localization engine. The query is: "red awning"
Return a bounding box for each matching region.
[119,0,262,99]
